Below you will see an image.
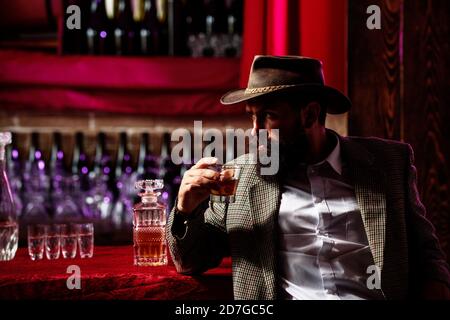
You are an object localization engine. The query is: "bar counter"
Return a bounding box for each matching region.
[0,246,233,300]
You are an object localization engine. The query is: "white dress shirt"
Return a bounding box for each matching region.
[278,134,385,300]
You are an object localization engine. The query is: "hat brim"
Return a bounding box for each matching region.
[220,84,351,115]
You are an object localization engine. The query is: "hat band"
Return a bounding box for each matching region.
[244,84,297,94]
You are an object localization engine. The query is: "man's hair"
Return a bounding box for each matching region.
[282,91,327,125]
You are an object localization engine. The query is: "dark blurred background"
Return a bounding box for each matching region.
[0,0,448,263]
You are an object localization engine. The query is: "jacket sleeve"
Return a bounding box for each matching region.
[404,144,450,289]
[166,199,229,275]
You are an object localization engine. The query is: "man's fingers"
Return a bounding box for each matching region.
[191,157,219,169]
[187,169,220,180]
[184,176,219,188]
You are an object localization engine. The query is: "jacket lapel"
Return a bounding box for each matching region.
[340,136,387,271]
[248,174,281,299]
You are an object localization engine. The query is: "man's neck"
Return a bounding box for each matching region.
[304,127,336,165]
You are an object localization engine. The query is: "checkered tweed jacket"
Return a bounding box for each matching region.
[166,133,450,300]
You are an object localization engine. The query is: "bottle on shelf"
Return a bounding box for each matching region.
[115,0,137,55]
[92,132,113,185]
[114,132,134,180]
[155,0,169,55]
[134,0,159,55]
[52,132,84,224]
[0,132,18,261]
[202,0,224,57]
[72,132,90,192]
[86,0,114,54]
[21,132,50,226]
[25,132,49,190]
[159,132,181,211]
[84,132,114,228]
[223,0,243,57]
[5,132,23,219]
[111,132,135,229]
[50,132,67,185]
[133,179,167,266]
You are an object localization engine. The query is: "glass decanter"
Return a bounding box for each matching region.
[133,179,167,266]
[0,132,18,261]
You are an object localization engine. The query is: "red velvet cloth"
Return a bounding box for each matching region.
[0,246,233,300]
[0,50,243,115]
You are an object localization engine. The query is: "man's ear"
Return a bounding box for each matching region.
[300,101,321,128]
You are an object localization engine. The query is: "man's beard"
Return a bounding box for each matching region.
[255,130,309,182]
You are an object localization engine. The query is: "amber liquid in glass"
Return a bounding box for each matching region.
[210,179,239,196]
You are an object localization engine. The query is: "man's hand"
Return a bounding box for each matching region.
[176,157,220,215]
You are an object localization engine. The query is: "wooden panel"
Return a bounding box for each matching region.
[348,0,402,139]
[403,0,450,259]
[348,0,450,262]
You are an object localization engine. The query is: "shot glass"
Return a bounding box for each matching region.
[210,164,241,203]
[27,224,46,261]
[60,224,78,259]
[77,223,94,258]
[45,224,62,260]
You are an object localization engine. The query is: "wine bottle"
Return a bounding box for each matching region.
[25,132,49,193]
[115,0,137,55]
[28,132,40,170]
[223,0,243,57]
[72,132,90,191]
[115,132,134,179]
[159,132,181,210]
[85,132,114,231]
[93,132,113,182]
[202,0,224,57]
[156,0,169,55]
[6,132,22,187]
[0,132,18,261]
[22,132,50,226]
[134,0,159,55]
[50,132,67,179]
[112,132,134,229]
[49,131,67,216]
[86,0,114,54]
[5,132,23,219]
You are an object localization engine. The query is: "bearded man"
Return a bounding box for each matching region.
[166,55,450,300]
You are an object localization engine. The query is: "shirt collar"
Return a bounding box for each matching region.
[311,132,342,175]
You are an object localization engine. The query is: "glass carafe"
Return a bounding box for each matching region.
[0,132,18,261]
[133,179,167,266]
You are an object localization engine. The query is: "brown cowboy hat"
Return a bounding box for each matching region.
[220,55,351,114]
